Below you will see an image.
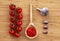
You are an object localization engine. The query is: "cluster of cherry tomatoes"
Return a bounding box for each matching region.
[9,4,23,37]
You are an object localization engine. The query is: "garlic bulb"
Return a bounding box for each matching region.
[36,7,48,16]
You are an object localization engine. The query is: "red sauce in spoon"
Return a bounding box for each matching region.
[26,27,36,37]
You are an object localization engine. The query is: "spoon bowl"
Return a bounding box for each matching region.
[25,23,38,39]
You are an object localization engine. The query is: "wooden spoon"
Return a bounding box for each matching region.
[25,4,38,39]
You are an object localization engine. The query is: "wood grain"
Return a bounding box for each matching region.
[0,0,60,41]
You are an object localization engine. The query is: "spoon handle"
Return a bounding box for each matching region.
[30,4,33,23]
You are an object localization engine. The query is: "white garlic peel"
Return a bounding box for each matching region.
[36,8,42,11]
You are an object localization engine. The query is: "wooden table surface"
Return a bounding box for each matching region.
[0,0,60,41]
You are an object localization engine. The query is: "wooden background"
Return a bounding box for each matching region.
[0,0,60,41]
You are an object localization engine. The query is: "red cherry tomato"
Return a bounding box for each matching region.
[9,29,15,35]
[10,18,14,23]
[9,11,14,17]
[16,8,22,13]
[9,24,14,29]
[16,27,22,32]
[17,14,23,20]
[9,4,15,10]
[16,21,22,26]
[15,33,20,37]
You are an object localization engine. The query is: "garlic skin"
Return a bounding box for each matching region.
[43,20,48,24]
[36,7,48,16]
[43,25,48,29]
[43,30,48,34]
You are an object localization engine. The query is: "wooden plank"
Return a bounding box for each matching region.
[0,0,60,41]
